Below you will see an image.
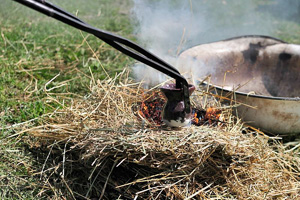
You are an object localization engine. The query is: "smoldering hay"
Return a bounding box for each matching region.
[19,69,300,199]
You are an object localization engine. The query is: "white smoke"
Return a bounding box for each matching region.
[131,0,298,86]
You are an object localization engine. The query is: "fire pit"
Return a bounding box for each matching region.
[179,35,300,135]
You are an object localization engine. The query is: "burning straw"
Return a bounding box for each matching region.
[20,69,300,199]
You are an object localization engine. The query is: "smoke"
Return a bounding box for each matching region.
[131,0,300,86]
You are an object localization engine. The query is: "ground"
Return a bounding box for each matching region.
[1,0,300,199]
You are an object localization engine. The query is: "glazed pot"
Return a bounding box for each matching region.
[160,84,195,127]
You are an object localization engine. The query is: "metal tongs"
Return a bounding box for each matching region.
[12,0,191,113]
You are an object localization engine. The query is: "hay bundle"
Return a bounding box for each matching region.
[22,70,300,199]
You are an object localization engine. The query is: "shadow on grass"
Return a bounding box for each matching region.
[25,141,233,199]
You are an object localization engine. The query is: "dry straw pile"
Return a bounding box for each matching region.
[21,69,300,199]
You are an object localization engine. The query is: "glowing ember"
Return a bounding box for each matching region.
[138,91,166,125]
[205,107,222,125]
[138,90,222,127]
[192,108,206,126]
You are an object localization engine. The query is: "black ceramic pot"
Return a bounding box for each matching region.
[160,84,195,127]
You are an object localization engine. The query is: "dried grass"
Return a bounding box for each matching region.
[20,69,300,199]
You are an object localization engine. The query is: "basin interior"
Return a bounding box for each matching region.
[179,36,300,98]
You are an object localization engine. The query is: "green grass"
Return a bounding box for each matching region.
[0,138,42,199]
[0,0,134,124]
[1,0,300,199]
[1,0,134,198]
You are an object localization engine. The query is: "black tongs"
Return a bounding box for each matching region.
[12,0,191,113]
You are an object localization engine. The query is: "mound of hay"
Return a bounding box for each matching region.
[22,70,300,199]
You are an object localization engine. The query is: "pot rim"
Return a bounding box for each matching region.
[179,35,287,54]
[160,83,195,91]
[202,81,300,101]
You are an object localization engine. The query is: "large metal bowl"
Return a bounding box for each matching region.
[179,35,300,135]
